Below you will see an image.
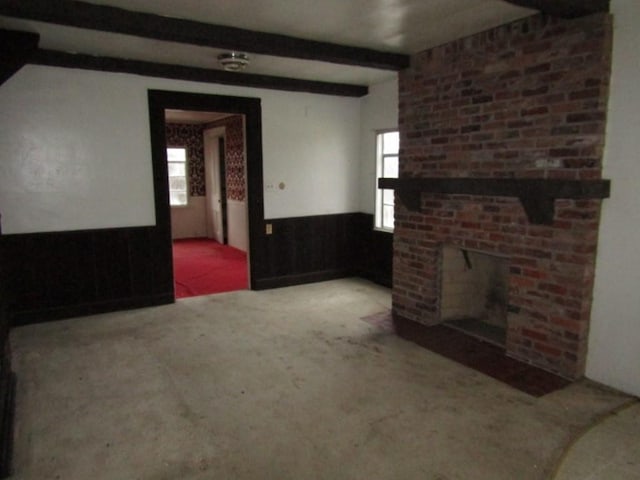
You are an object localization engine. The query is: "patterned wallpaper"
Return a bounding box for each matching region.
[165,123,206,196]
[165,116,246,201]
[206,115,246,202]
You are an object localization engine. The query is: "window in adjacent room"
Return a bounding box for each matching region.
[375,130,399,232]
[167,147,188,206]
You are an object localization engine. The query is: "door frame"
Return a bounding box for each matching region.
[203,126,226,243]
[147,90,264,290]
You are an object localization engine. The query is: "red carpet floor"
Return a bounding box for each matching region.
[172,238,248,299]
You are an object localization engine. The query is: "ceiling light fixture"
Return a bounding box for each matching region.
[217,52,250,72]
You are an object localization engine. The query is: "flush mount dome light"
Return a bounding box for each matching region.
[217,52,250,72]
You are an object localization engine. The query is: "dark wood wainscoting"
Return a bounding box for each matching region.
[0,230,14,477]
[2,226,174,326]
[351,213,393,288]
[252,212,392,290]
[2,213,392,324]
[252,213,356,289]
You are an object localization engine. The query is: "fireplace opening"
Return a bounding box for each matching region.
[439,246,509,347]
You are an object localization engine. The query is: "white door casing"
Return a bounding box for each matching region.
[203,127,225,243]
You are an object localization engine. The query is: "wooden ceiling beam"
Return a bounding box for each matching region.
[31,49,369,97]
[0,29,40,86]
[503,0,609,18]
[0,0,409,71]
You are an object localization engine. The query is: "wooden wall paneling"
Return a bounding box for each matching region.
[138,228,174,298]
[4,227,174,326]
[92,229,132,301]
[316,215,336,271]
[367,230,393,287]
[126,227,157,297]
[351,213,393,287]
[1,212,394,323]
[259,218,292,279]
[46,233,96,307]
[2,235,47,310]
[337,213,355,270]
[253,213,380,290]
[273,220,296,277]
[295,217,315,272]
[0,230,15,478]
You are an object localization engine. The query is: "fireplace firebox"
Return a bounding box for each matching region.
[440,246,509,347]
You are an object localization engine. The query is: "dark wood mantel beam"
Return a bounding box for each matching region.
[0,0,409,71]
[379,177,611,225]
[503,0,609,18]
[0,29,39,86]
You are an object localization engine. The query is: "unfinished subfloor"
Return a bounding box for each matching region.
[9,278,639,479]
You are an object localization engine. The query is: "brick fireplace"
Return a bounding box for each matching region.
[390,13,612,379]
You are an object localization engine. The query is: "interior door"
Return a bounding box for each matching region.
[204,127,225,244]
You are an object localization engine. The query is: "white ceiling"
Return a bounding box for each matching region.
[73,0,534,53]
[0,0,535,86]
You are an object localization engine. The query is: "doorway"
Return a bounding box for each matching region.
[164,110,248,298]
[147,90,264,298]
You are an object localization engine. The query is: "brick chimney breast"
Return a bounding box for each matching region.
[394,12,612,379]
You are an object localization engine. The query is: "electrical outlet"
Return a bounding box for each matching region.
[265,223,273,235]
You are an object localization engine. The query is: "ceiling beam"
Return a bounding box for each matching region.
[0,0,409,71]
[502,0,609,18]
[0,29,39,85]
[31,49,369,98]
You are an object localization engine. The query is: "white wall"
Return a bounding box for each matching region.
[0,65,362,234]
[358,77,399,214]
[587,0,640,397]
[227,199,248,252]
[170,197,207,239]
[0,67,156,233]
[262,93,361,219]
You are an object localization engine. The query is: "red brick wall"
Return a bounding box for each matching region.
[395,13,612,378]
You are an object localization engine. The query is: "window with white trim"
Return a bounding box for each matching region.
[167,147,188,206]
[375,130,399,231]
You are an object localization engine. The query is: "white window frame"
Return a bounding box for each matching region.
[167,146,189,207]
[374,130,399,232]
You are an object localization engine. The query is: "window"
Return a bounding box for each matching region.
[167,147,188,206]
[375,130,399,231]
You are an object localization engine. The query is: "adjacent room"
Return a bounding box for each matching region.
[165,110,250,298]
[0,0,638,479]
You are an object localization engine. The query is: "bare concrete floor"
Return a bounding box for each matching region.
[9,278,637,479]
[554,402,640,480]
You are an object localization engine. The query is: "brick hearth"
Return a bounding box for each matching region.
[393,13,612,379]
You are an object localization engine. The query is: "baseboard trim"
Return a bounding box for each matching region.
[10,293,175,326]
[252,269,351,290]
